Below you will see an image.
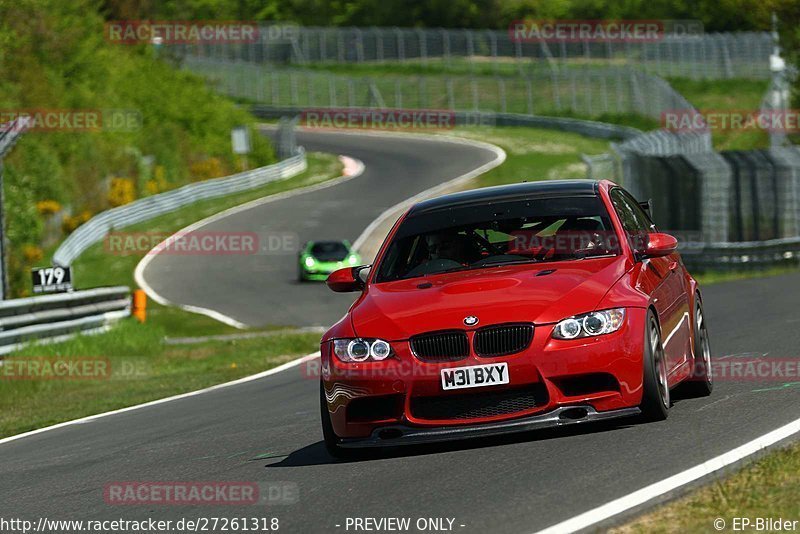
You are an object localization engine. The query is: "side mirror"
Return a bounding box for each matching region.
[644,233,678,258]
[326,266,368,293]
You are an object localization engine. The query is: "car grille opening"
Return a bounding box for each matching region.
[474,323,534,357]
[346,394,402,423]
[553,373,620,397]
[411,384,548,421]
[410,330,469,362]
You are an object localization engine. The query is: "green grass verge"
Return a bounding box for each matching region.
[612,441,800,533]
[694,265,800,286]
[0,321,321,439]
[441,124,611,188]
[666,77,771,151]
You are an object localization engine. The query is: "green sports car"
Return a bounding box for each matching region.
[298,240,361,282]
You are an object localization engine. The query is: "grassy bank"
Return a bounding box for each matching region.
[612,440,800,533]
[666,77,770,151]
[445,125,611,187]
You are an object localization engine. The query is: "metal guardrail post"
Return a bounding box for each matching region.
[0,159,7,300]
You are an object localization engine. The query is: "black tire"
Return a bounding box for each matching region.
[639,310,670,421]
[683,295,714,397]
[320,382,356,459]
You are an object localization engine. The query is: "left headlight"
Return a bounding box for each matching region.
[304,256,315,268]
[552,308,626,340]
[333,338,394,362]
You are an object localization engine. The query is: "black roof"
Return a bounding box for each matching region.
[408,180,600,216]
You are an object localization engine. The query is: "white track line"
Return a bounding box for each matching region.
[0,352,319,447]
[133,155,365,329]
[534,416,800,534]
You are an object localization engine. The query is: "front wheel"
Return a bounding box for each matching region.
[639,310,670,421]
[683,295,713,397]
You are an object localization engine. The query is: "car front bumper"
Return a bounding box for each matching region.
[322,307,648,440]
[338,405,641,448]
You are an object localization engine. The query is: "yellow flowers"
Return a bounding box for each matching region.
[190,157,225,182]
[108,177,136,207]
[35,200,61,216]
[145,165,168,195]
[21,244,43,264]
[62,210,92,234]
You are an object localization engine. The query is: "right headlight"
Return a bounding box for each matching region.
[332,338,393,362]
[552,308,626,340]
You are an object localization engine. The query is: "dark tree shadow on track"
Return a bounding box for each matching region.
[266,418,639,467]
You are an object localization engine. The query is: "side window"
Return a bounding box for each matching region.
[610,189,652,251]
[621,191,655,231]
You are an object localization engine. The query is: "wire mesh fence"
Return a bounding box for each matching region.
[168,27,774,80]
[184,56,693,120]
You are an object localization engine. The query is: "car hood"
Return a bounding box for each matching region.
[350,256,629,340]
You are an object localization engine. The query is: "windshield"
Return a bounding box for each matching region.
[376,195,619,282]
[310,242,349,261]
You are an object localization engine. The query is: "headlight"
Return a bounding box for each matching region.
[304,256,315,268]
[333,338,394,362]
[552,309,625,340]
[348,255,358,265]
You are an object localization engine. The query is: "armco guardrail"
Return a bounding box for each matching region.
[52,151,307,267]
[252,106,642,141]
[680,237,800,271]
[0,286,130,354]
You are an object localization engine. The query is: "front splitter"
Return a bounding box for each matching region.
[339,406,641,448]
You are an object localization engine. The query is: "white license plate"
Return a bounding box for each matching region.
[440,363,509,391]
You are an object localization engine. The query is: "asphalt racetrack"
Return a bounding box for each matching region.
[3,130,800,533]
[137,130,500,327]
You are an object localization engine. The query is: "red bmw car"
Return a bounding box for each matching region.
[320,180,712,456]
